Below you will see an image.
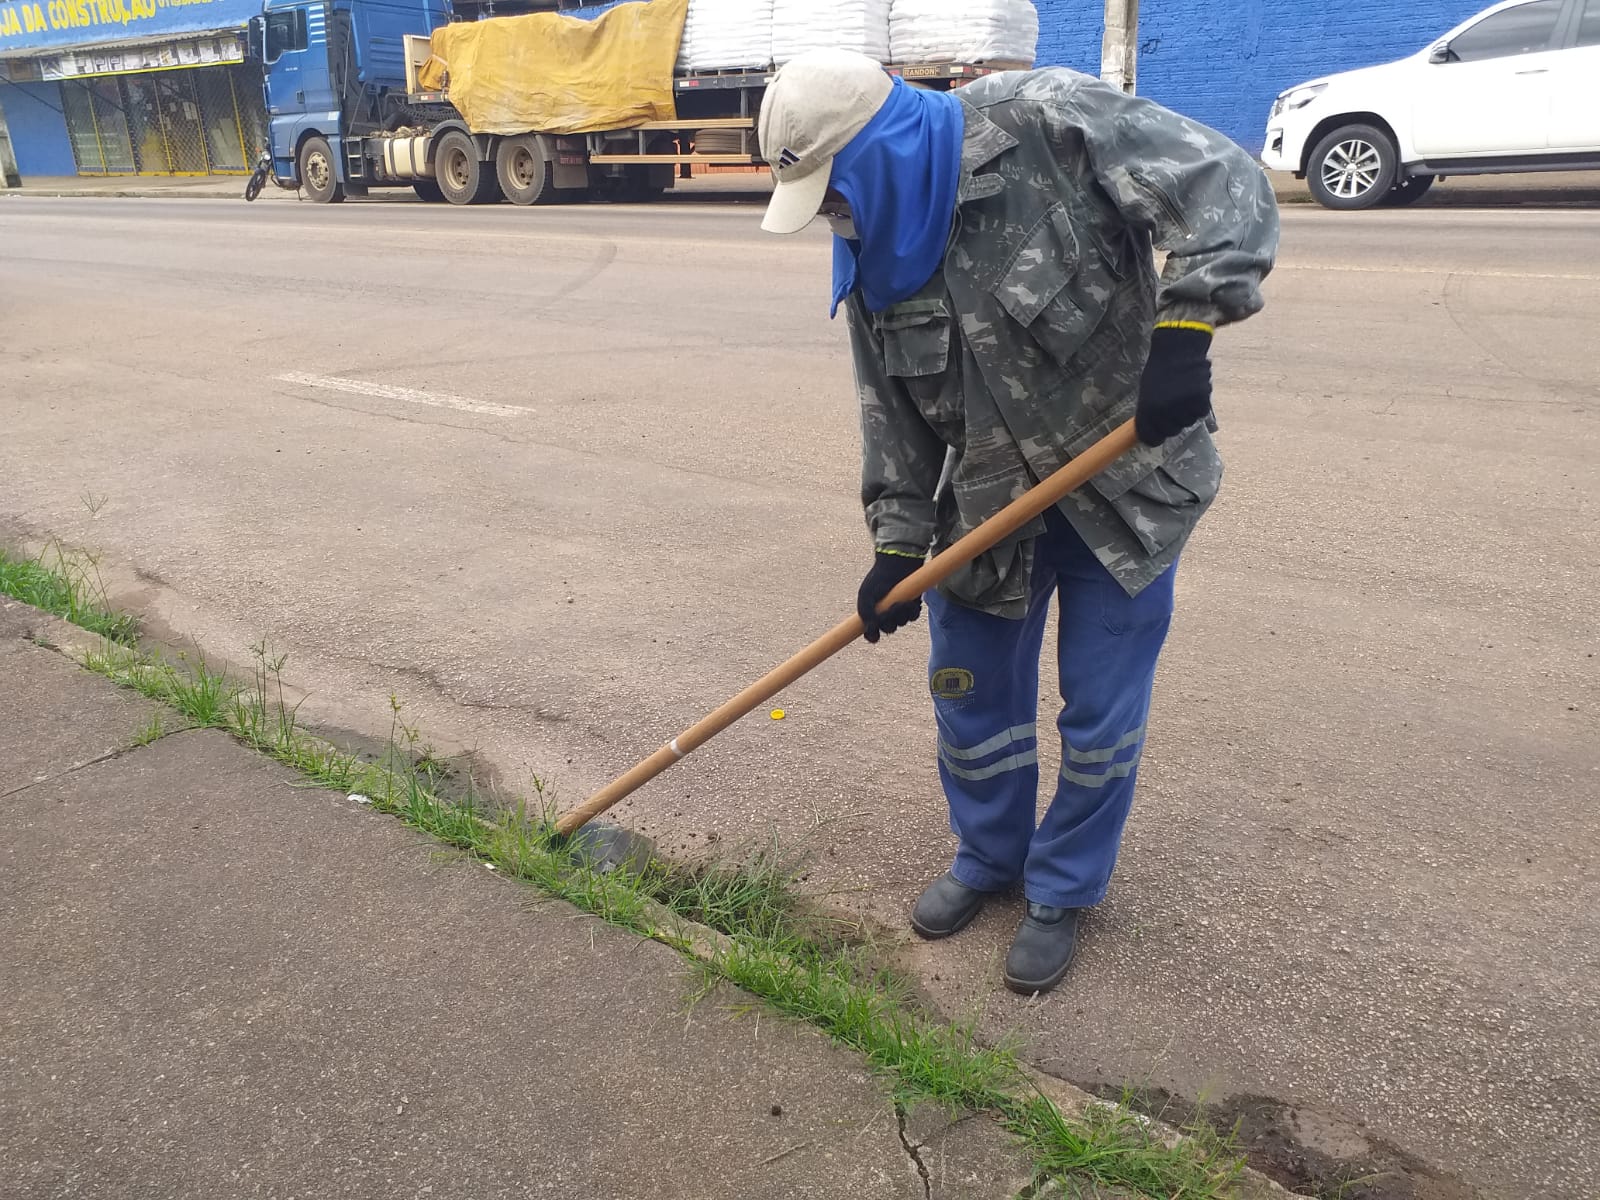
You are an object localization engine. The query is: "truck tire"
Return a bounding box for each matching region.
[434,130,500,205]
[496,134,554,206]
[591,164,666,203]
[627,164,671,201]
[299,136,345,204]
[1306,123,1397,211]
[412,179,444,203]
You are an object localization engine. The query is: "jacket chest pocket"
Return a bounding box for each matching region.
[991,203,1114,371]
[876,298,960,429]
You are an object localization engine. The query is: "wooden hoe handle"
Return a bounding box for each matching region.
[553,420,1140,836]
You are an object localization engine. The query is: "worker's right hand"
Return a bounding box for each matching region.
[857,551,926,644]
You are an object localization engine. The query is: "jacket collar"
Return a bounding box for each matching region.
[954,96,1018,204]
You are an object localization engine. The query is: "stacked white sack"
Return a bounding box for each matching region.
[772,0,892,64]
[677,0,775,72]
[888,0,1038,65]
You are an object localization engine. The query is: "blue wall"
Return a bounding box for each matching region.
[1033,0,1489,152]
[0,79,75,174]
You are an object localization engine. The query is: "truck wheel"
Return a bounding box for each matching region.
[496,135,554,206]
[591,166,660,203]
[434,130,501,205]
[299,136,345,204]
[1306,124,1396,211]
[412,179,444,203]
[626,164,670,201]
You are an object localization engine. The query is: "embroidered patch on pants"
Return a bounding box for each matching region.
[930,667,976,700]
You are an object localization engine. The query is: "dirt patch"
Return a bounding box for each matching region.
[1096,1087,1485,1200]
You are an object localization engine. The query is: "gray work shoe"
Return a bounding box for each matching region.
[910,871,992,940]
[1003,903,1081,995]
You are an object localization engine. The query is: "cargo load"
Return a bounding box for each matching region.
[772,0,891,65]
[428,0,689,135]
[888,0,1038,66]
[678,0,775,72]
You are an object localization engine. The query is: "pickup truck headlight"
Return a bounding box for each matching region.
[1270,83,1328,119]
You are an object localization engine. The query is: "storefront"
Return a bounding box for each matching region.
[0,0,268,176]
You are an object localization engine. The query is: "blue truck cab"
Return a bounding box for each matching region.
[248,0,448,196]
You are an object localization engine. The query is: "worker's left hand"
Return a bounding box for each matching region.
[1136,325,1213,446]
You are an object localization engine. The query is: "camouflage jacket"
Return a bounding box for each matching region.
[845,68,1278,614]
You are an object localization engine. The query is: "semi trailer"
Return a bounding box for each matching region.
[246,0,1020,205]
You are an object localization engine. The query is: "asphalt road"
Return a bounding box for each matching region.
[1,191,1596,1200]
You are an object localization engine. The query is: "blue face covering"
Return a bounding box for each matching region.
[828,76,966,318]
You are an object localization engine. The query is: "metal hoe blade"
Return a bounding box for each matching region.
[562,821,657,876]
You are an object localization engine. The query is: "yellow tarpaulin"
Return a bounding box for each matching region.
[428,0,690,136]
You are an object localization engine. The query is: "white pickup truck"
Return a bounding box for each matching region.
[1262,0,1600,209]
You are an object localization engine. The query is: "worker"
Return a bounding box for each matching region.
[757,51,1278,994]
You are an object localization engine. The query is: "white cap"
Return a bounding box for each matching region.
[758,50,894,235]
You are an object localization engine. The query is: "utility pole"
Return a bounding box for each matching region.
[0,117,20,189]
[1101,0,1140,94]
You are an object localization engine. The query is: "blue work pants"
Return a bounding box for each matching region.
[925,507,1176,908]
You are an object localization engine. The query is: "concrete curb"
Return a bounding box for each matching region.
[2,186,293,201]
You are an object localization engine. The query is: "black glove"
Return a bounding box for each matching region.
[1136,325,1213,446]
[857,551,925,644]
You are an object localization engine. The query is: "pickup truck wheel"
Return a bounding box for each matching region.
[411,179,444,202]
[299,136,345,204]
[1381,174,1436,207]
[1306,124,1397,211]
[435,130,501,205]
[496,135,554,206]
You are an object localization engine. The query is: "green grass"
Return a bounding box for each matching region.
[0,542,138,643]
[1,540,1255,1200]
[82,641,246,731]
[129,713,165,747]
[1007,1094,1245,1199]
[714,939,1017,1106]
[652,836,808,942]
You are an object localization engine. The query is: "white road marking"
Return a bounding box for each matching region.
[275,371,527,417]
[1274,262,1600,282]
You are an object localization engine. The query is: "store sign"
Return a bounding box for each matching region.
[38,31,241,75]
[0,0,262,55]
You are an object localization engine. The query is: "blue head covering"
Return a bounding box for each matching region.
[828,76,966,317]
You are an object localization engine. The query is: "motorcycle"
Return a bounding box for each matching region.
[243,151,272,202]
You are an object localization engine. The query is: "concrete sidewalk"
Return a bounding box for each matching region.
[5,169,1600,206]
[0,596,1037,1200]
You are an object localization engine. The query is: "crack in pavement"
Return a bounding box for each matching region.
[0,725,199,800]
[363,656,572,722]
[895,1104,932,1200]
